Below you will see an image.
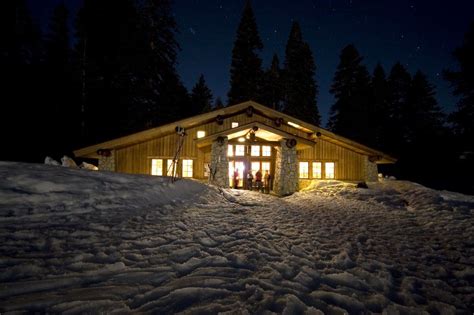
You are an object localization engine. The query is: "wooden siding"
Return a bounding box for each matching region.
[115,112,367,181]
[298,138,365,180]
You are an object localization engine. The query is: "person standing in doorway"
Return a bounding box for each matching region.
[264,170,271,194]
[255,169,263,192]
[233,168,239,189]
[246,171,254,190]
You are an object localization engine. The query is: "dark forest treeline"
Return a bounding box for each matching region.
[1,0,473,194]
[1,0,202,160]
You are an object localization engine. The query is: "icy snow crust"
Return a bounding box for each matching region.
[0,162,473,314]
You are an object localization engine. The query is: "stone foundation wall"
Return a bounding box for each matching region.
[209,138,229,187]
[273,139,298,196]
[98,150,116,171]
[364,156,378,182]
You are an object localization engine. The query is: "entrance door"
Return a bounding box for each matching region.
[250,161,270,176]
[227,143,274,189]
[229,161,245,188]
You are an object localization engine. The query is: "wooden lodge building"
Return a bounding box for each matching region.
[74,101,396,195]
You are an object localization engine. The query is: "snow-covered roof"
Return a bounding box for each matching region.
[74,100,396,163]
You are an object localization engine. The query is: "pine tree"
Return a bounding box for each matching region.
[214,97,224,109]
[76,0,138,141]
[137,0,189,127]
[75,0,177,141]
[283,22,320,125]
[191,75,213,114]
[395,70,448,187]
[0,0,43,162]
[0,0,42,67]
[45,3,69,69]
[370,63,390,149]
[227,0,263,105]
[406,71,445,146]
[444,22,474,152]
[44,3,79,157]
[261,54,283,110]
[156,71,191,123]
[386,62,412,155]
[327,44,371,143]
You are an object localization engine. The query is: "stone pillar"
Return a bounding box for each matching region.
[209,137,229,187]
[273,139,298,196]
[364,156,378,182]
[98,149,116,171]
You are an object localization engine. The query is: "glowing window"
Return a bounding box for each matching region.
[251,162,260,176]
[167,159,177,176]
[231,122,239,128]
[182,159,193,177]
[325,162,335,179]
[288,121,302,129]
[228,162,234,187]
[227,145,233,157]
[262,145,271,157]
[261,162,270,173]
[251,145,260,156]
[299,162,309,179]
[229,161,244,187]
[151,159,163,176]
[197,130,206,138]
[235,145,245,156]
[312,162,322,179]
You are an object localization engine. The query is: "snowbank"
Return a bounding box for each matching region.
[0,161,210,221]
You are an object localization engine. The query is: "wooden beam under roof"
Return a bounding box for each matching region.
[195,121,315,149]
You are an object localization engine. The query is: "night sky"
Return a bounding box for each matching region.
[29,0,474,125]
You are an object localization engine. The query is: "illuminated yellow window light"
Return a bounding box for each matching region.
[251,161,260,176]
[227,145,234,157]
[235,145,245,156]
[251,145,260,156]
[197,130,206,138]
[228,161,234,187]
[229,161,245,187]
[312,162,322,179]
[288,121,302,129]
[325,162,335,179]
[231,122,239,128]
[262,145,271,157]
[167,159,177,176]
[151,159,163,176]
[299,162,309,178]
[262,162,270,173]
[182,159,193,177]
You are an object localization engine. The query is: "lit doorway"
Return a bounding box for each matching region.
[229,161,245,188]
[250,161,270,176]
[227,143,275,189]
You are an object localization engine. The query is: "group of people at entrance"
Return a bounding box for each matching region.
[233,169,272,193]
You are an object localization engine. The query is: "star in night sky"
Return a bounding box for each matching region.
[28,0,474,125]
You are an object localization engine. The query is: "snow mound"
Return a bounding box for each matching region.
[61,155,78,168]
[300,179,474,213]
[0,161,211,220]
[44,156,60,166]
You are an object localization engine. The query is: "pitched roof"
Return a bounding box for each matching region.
[74,100,396,163]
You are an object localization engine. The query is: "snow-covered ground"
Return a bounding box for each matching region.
[0,161,473,314]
